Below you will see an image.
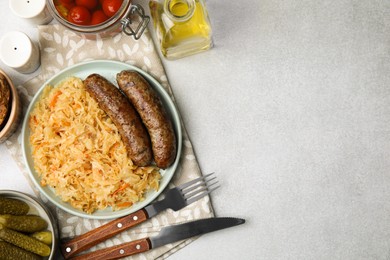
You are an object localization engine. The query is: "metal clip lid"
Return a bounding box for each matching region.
[121,4,150,40]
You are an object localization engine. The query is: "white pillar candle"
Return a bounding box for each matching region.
[9,0,52,25]
[0,31,40,74]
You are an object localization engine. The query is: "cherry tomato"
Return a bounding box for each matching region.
[91,10,109,25]
[102,0,122,17]
[68,6,91,25]
[75,0,98,10]
[58,0,75,10]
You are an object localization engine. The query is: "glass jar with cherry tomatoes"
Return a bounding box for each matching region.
[47,0,149,40]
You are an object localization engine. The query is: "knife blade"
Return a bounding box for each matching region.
[70,217,245,260]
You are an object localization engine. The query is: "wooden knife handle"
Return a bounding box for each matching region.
[70,238,151,260]
[61,209,148,259]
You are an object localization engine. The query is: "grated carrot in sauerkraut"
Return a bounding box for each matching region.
[29,77,161,214]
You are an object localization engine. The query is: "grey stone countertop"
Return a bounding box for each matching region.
[0,1,389,259]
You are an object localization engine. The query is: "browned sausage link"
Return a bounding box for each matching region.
[116,71,176,169]
[84,74,152,167]
[0,74,11,129]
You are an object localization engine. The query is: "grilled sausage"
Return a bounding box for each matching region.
[116,71,176,169]
[84,74,152,167]
[0,74,11,129]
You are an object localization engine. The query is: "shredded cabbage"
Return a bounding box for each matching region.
[29,77,160,214]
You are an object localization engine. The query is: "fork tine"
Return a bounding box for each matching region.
[186,184,220,205]
[183,180,218,199]
[181,176,217,193]
[177,172,215,190]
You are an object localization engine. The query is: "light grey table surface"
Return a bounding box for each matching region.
[1,1,390,259]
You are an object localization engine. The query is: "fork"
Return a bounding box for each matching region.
[61,173,219,259]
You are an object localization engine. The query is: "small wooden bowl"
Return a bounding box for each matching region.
[0,70,22,143]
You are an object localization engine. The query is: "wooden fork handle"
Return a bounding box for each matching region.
[70,238,151,260]
[61,209,148,259]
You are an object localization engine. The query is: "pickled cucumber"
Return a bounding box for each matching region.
[31,230,52,245]
[0,215,48,233]
[0,241,41,260]
[0,197,29,215]
[0,224,51,257]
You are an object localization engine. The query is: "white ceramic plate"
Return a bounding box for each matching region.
[0,190,59,259]
[21,60,182,219]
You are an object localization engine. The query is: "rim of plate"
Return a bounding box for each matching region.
[21,60,183,219]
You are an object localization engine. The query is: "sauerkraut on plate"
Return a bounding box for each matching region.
[29,77,161,214]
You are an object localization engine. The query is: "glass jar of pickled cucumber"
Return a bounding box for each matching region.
[149,0,213,59]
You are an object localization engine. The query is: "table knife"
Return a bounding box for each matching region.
[70,217,245,260]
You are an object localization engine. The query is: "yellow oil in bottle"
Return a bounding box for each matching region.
[149,0,213,59]
[169,0,189,16]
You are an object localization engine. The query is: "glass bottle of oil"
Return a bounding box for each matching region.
[149,0,213,59]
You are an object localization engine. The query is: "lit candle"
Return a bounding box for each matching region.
[9,0,52,25]
[0,31,40,74]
